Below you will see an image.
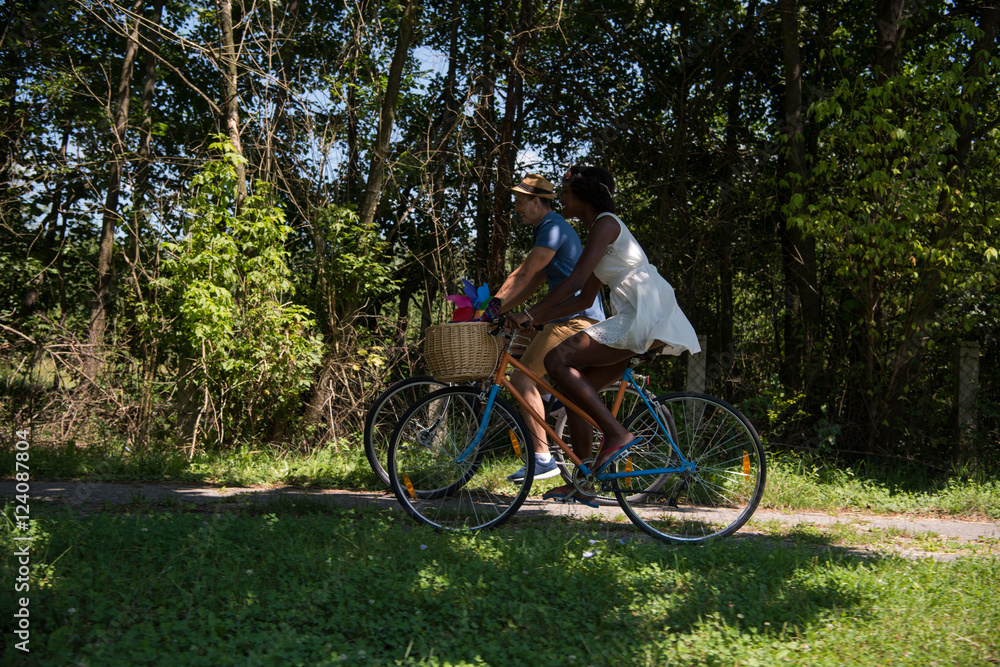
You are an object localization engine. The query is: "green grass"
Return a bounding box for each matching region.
[763,454,1000,519]
[0,440,382,489]
[2,501,998,666]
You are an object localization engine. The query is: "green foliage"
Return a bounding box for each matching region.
[739,374,809,440]
[764,453,1000,518]
[307,204,398,329]
[157,138,322,449]
[782,21,1000,454]
[792,37,1000,303]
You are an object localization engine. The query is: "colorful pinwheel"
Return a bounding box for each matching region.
[447,281,499,322]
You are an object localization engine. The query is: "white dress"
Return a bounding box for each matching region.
[583,214,701,356]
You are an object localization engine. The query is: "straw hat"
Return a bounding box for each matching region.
[511,173,556,199]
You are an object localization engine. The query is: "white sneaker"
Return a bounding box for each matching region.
[506,457,561,481]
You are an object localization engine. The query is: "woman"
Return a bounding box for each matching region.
[506,166,700,505]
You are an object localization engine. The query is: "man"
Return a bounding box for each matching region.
[495,173,605,481]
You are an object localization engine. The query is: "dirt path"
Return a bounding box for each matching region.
[4,479,998,561]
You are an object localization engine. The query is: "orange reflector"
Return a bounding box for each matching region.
[742,451,751,476]
[403,475,417,500]
[509,429,521,458]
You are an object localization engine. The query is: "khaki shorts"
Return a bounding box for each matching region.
[517,317,598,378]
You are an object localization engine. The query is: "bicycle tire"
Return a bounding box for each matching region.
[392,388,486,500]
[388,386,534,531]
[364,375,447,486]
[612,392,766,543]
[550,384,648,505]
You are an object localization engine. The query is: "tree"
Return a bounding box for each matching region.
[357,0,418,230]
[159,139,322,452]
[777,0,819,388]
[214,0,246,205]
[84,0,145,383]
[789,4,1000,454]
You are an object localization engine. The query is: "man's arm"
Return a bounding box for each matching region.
[494,246,556,313]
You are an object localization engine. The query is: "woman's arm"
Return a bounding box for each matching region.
[522,215,620,323]
[516,274,604,326]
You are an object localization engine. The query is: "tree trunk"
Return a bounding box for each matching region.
[715,0,757,373]
[21,130,69,320]
[83,0,143,383]
[777,0,818,389]
[345,0,368,201]
[487,0,531,290]
[278,0,299,179]
[473,0,496,285]
[0,26,21,214]
[874,0,906,80]
[133,0,163,229]
[216,0,246,206]
[356,0,418,229]
[261,0,299,189]
[130,0,164,450]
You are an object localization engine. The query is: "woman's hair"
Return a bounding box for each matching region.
[564,165,617,213]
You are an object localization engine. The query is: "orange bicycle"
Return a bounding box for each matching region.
[386,322,765,543]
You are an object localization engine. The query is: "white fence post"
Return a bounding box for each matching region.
[687,335,709,393]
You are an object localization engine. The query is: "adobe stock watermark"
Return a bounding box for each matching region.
[11,426,32,654]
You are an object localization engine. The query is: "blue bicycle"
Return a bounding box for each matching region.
[387,323,766,543]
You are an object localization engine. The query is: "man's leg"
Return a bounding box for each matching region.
[505,368,559,481]
[510,369,549,455]
[506,318,596,482]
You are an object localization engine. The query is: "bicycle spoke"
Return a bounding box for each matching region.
[364,376,448,486]
[389,387,533,531]
[616,392,766,543]
[552,384,653,504]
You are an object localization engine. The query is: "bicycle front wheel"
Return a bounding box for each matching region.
[613,392,766,543]
[388,386,534,531]
[364,375,448,486]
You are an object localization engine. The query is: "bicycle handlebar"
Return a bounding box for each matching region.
[487,317,543,338]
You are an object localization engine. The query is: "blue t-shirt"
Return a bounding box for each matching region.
[532,212,605,323]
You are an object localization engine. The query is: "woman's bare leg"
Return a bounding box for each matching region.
[561,363,630,460]
[544,332,635,461]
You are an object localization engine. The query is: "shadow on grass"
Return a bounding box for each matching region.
[1,496,892,666]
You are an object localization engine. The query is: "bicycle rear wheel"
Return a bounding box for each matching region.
[364,376,447,486]
[613,392,765,543]
[388,386,534,531]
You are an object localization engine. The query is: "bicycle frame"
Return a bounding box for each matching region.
[459,329,692,482]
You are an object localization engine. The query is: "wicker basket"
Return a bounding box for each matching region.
[424,322,502,382]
